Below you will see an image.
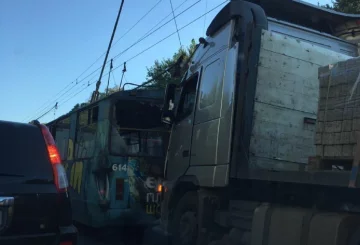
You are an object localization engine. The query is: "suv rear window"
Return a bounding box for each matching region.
[0,121,54,178]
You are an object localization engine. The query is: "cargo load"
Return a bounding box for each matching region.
[248,30,351,172]
[315,57,360,169]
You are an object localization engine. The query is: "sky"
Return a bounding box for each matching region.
[0,0,332,123]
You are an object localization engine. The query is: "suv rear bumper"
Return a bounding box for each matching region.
[0,224,78,245]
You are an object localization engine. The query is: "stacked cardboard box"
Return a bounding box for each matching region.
[316,57,360,158]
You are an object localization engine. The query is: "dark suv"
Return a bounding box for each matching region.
[0,120,77,245]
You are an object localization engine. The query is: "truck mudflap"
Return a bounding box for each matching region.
[252,204,360,245]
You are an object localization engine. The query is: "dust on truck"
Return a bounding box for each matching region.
[154,0,360,245]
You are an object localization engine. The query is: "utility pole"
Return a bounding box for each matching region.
[91,0,125,103]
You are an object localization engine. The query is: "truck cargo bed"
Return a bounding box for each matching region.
[237,30,360,188]
[249,30,351,171]
[242,168,352,187]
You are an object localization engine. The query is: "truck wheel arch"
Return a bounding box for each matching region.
[169,191,199,245]
[168,175,200,219]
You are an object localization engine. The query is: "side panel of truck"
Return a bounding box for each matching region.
[248,30,352,171]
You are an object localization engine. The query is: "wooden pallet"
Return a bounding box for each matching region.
[308,156,353,171]
[309,133,360,188]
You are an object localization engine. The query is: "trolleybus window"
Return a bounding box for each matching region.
[114,130,166,156]
[75,106,99,159]
[110,100,169,157]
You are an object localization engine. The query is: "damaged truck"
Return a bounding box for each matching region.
[155,0,360,245]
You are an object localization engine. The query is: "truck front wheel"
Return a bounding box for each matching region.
[170,191,198,245]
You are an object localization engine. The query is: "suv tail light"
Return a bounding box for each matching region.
[38,123,69,192]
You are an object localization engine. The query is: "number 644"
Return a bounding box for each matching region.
[112,164,127,172]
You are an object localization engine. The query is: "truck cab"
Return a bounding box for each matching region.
[156,1,360,245]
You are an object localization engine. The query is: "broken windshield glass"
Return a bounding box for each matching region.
[110,100,169,157]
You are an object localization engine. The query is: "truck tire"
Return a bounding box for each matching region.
[170,191,198,245]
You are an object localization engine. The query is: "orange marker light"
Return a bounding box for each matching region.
[157,184,162,193]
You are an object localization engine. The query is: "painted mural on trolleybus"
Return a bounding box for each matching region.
[48,89,169,227]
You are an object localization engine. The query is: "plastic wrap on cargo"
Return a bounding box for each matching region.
[316,57,360,158]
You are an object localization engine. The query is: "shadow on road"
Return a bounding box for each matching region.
[76,222,146,245]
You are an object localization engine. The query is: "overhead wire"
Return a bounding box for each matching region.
[142,0,190,38]
[52,71,100,110]
[203,0,208,36]
[27,67,101,122]
[70,0,163,85]
[113,0,228,70]
[35,103,58,121]
[59,83,97,111]
[52,0,229,112]
[111,0,202,61]
[27,0,203,122]
[23,49,106,123]
[23,54,103,123]
[24,0,163,122]
[33,0,228,122]
[25,77,78,123]
[169,0,182,47]
[112,0,163,48]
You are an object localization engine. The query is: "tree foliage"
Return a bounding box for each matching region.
[100,86,121,100]
[69,102,88,113]
[323,0,360,14]
[145,39,197,89]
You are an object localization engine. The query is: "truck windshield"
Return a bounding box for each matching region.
[110,99,169,157]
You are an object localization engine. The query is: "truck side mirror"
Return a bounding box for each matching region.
[161,83,177,125]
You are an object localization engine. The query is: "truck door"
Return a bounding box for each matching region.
[186,51,231,188]
[182,21,236,186]
[165,72,200,180]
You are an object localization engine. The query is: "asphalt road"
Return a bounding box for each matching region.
[78,234,111,245]
[76,223,153,245]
